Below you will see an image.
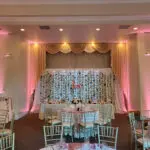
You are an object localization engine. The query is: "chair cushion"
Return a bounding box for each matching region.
[80,122,94,128]
[62,122,74,127]
[94,120,108,125]
[0,129,12,136]
[47,116,58,120]
[48,119,61,125]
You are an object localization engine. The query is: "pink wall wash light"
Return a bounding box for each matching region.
[0,57,5,93]
[25,42,39,112]
[0,31,8,35]
[0,69,4,93]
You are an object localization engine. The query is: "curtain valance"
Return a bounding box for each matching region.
[31,43,112,54]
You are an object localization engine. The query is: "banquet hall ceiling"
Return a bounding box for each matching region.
[0,0,150,25]
[0,24,132,43]
[0,24,150,43]
[0,0,150,42]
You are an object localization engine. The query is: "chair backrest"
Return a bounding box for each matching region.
[0,97,9,111]
[10,112,15,131]
[128,112,142,129]
[44,105,59,123]
[43,125,63,147]
[99,104,112,124]
[97,126,118,149]
[44,108,53,123]
[140,110,150,120]
[0,110,8,129]
[128,112,139,142]
[0,133,15,150]
[140,110,150,149]
[0,96,13,123]
[61,112,73,125]
[80,111,96,125]
[128,112,136,128]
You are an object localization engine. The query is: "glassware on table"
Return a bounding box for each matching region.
[57,138,68,149]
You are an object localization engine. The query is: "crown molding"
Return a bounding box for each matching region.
[0,3,150,16]
[0,15,150,25]
[0,0,150,5]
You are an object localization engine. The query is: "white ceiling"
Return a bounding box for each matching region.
[0,0,150,25]
[0,0,150,43]
[0,24,138,43]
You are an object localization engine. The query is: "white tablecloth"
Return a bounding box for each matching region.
[40,143,115,150]
[39,103,115,120]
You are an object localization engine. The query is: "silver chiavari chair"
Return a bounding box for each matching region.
[79,111,96,141]
[136,110,150,150]
[0,133,15,150]
[43,125,63,147]
[97,126,119,150]
[0,112,15,137]
[0,110,8,130]
[61,111,74,142]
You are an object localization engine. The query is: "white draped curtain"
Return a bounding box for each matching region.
[111,43,129,112]
[30,43,128,113]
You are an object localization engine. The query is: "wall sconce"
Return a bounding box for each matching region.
[4,53,12,58]
[145,50,150,56]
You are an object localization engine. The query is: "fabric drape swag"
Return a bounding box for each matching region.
[30,43,111,54]
[70,43,86,54]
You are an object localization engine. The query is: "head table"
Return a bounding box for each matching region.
[40,143,115,150]
[39,103,115,121]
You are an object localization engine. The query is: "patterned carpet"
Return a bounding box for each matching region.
[14,113,131,150]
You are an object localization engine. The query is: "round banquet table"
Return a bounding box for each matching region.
[40,143,115,150]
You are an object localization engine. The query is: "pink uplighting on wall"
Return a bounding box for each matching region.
[141,74,150,110]
[24,42,38,112]
[120,44,130,111]
[0,57,4,94]
[0,31,8,35]
[26,43,34,112]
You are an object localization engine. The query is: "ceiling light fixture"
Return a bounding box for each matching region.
[4,53,11,58]
[133,27,138,30]
[59,28,63,32]
[96,28,100,31]
[20,28,25,32]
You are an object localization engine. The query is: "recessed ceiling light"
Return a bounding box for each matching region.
[133,27,138,30]
[59,28,63,32]
[20,28,25,31]
[96,28,100,31]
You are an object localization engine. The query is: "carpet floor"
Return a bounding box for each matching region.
[14,113,131,150]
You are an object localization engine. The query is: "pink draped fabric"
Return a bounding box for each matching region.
[0,54,5,93]
[26,43,46,112]
[111,43,129,111]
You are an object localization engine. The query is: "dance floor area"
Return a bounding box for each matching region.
[14,113,131,150]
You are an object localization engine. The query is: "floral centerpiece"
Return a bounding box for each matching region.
[71,99,79,104]
[71,99,85,111]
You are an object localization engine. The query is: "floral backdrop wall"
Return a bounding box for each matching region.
[40,68,114,103]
